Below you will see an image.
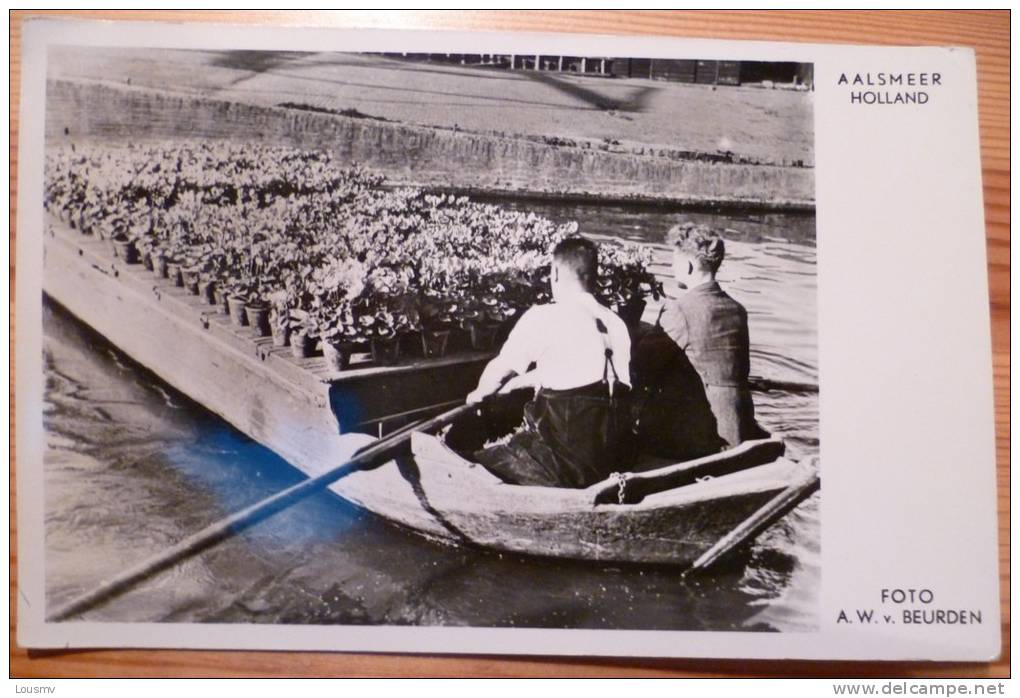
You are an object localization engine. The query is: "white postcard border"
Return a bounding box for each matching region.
[15,17,1000,661]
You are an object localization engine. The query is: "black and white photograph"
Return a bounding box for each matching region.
[15,12,1006,670]
[35,38,821,637]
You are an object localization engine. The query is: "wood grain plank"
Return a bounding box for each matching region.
[10,9,1008,679]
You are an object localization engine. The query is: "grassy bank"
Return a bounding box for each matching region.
[47,78,814,208]
[50,49,814,162]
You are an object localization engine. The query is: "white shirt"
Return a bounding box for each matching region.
[497,291,632,391]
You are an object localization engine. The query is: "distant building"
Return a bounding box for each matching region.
[378,53,814,90]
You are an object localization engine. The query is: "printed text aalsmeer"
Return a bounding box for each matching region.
[838,72,942,105]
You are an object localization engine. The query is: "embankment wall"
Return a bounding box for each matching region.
[46,80,814,208]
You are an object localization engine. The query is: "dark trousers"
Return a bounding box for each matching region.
[451,382,632,489]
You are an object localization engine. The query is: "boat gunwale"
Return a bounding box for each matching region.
[407,431,813,515]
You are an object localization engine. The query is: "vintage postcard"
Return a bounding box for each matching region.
[15,18,999,661]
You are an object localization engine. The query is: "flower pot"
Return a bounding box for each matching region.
[421,328,451,359]
[371,336,401,366]
[245,303,271,337]
[141,250,155,271]
[498,312,522,344]
[181,267,201,295]
[198,278,217,306]
[270,319,291,348]
[617,298,647,330]
[227,296,249,326]
[468,321,500,351]
[322,340,353,372]
[213,287,230,315]
[152,252,168,279]
[112,238,139,264]
[166,262,184,288]
[458,311,481,331]
[290,331,315,359]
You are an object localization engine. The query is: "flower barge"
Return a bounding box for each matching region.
[44,215,816,566]
[43,213,491,446]
[42,140,817,566]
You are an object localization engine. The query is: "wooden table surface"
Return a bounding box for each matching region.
[9,10,1009,678]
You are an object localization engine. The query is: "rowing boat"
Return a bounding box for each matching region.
[42,216,817,567]
[326,430,814,565]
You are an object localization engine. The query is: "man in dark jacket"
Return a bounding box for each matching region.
[633,223,763,460]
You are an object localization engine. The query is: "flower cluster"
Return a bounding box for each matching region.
[45,143,660,346]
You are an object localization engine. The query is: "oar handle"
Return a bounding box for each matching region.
[48,401,476,622]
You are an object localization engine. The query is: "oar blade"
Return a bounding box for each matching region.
[684,465,820,578]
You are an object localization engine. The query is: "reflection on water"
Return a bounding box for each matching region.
[43,204,818,632]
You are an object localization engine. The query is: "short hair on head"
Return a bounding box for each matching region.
[667,222,726,273]
[552,236,598,292]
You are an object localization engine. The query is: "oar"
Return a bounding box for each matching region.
[48,401,477,622]
[683,465,820,578]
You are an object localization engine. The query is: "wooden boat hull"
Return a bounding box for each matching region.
[309,431,812,566]
[43,219,815,567]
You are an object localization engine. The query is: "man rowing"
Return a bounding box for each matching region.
[452,236,634,488]
[633,223,765,460]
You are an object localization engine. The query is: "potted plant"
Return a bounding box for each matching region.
[302,255,369,362]
[197,273,217,306]
[268,290,292,348]
[616,295,647,329]
[288,309,317,359]
[356,266,417,366]
[270,307,291,347]
[165,250,185,288]
[599,244,663,331]
[319,299,362,371]
[233,245,282,336]
[149,243,169,278]
[622,269,663,330]
[181,264,202,295]
[465,280,508,352]
[106,216,140,264]
[320,325,357,372]
[211,248,239,315]
[213,278,232,316]
[418,294,454,359]
[226,291,249,327]
[245,294,272,337]
[225,258,262,328]
[88,204,107,240]
[420,324,451,358]
[468,318,500,351]
[111,233,139,264]
[136,237,155,271]
[368,321,401,366]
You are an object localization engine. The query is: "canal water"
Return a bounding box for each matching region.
[43,202,819,632]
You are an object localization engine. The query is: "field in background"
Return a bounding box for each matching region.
[46,49,815,208]
[48,49,814,168]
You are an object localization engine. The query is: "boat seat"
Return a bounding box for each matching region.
[628,451,687,473]
[588,438,786,505]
